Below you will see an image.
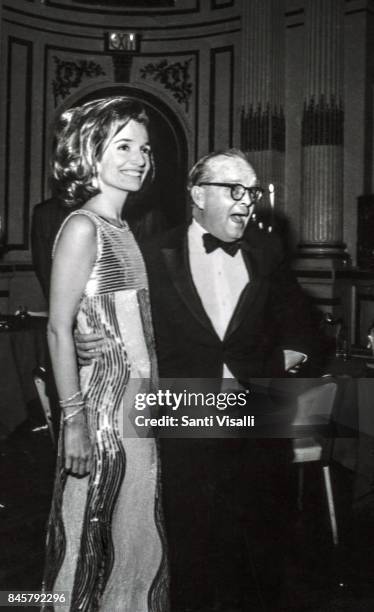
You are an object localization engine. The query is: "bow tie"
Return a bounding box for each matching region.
[202,233,241,257]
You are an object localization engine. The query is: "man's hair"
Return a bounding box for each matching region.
[52,96,154,208]
[187,148,253,191]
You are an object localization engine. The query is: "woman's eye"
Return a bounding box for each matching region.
[118,144,130,151]
[142,147,151,155]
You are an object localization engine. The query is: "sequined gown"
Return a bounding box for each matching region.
[43,210,169,612]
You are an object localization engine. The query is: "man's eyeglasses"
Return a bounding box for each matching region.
[198,182,264,203]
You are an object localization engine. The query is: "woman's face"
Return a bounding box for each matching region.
[96,119,151,195]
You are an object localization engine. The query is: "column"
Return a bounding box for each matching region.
[298,0,347,260]
[240,0,285,208]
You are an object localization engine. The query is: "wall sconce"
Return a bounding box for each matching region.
[105,32,140,53]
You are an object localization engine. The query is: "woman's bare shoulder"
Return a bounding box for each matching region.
[53,211,98,260]
[58,211,97,244]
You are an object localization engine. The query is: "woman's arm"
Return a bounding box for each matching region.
[48,214,96,476]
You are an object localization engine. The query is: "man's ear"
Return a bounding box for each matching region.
[190,185,205,210]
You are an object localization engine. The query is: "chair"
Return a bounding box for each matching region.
[293,380,339,546]
[32,366,55,446]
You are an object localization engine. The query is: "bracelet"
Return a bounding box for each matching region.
[60,390,82,406]
[61,400,85,409]
[63,405,85,422]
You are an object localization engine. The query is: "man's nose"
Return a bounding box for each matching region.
[238,190,252,207]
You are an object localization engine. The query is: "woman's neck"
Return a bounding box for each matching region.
[83,192,127,224]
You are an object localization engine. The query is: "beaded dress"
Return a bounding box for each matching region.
[43,210,169,612]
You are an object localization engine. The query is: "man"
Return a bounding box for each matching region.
[142,149,325,611]
[77,149,325,611]
[143,149,316,380]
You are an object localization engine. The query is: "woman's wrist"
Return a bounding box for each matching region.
[60,389,82,405]
[59,389,86,423]
[63,403,85,422]
[62,399,86,425]
[60,390,83,407]
[63,410,87,428]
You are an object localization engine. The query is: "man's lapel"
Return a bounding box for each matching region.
[160,224,277,341]
[161,229,218,336]
[224,245,266,339]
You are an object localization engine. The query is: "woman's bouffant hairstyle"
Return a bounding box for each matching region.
[52,96,154,207]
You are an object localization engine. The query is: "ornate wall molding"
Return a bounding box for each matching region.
[211,0,234,8]
[140,59,192,112]
[72,0,173,5]
[240,104,285,152]
[302,94,344,146]
[45,0,199,17]
[52,56,106,106]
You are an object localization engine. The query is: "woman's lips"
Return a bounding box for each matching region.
[121,170,142,177]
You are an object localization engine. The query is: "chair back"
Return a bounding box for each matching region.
[32,366,55,445]
[293,380,338,464]
[293,381,338,427]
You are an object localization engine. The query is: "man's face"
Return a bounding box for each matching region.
[194,156,257,242]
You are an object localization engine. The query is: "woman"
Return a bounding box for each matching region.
[43,97,169,611]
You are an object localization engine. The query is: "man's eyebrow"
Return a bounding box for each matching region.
[218,180,252,184]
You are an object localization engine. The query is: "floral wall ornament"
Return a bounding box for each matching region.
[140,59,192,112]
[52,57,106,106]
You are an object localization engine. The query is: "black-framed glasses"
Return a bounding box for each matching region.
[198,182,264,203]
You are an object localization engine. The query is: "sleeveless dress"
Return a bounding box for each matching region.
[43,210,169,612]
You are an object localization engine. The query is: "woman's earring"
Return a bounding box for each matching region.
[92,175,99,190]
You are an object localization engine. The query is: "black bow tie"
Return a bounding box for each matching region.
[202,233,242,257]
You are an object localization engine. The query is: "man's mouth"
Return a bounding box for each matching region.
[230,212,249,224]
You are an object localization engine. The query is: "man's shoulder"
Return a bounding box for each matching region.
[32,197,68,223]
[244,222,283,252]
[141,223,188,253]
[33,196,61,211]
[243,222,285,273]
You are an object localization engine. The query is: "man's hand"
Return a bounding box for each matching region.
[75,331,105,365]
[283,349,307,374]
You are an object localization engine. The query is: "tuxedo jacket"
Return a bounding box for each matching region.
[31,197,71,299]
[141,223,324,381]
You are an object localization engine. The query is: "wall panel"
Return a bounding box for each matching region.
[209,45,233,150]
[5,37,32,249]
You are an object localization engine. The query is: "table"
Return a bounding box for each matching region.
[0,315,47,437]
[324,356,374,499]
[354,379,374,498]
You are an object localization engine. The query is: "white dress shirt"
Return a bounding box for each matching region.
[188,219,249,378]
